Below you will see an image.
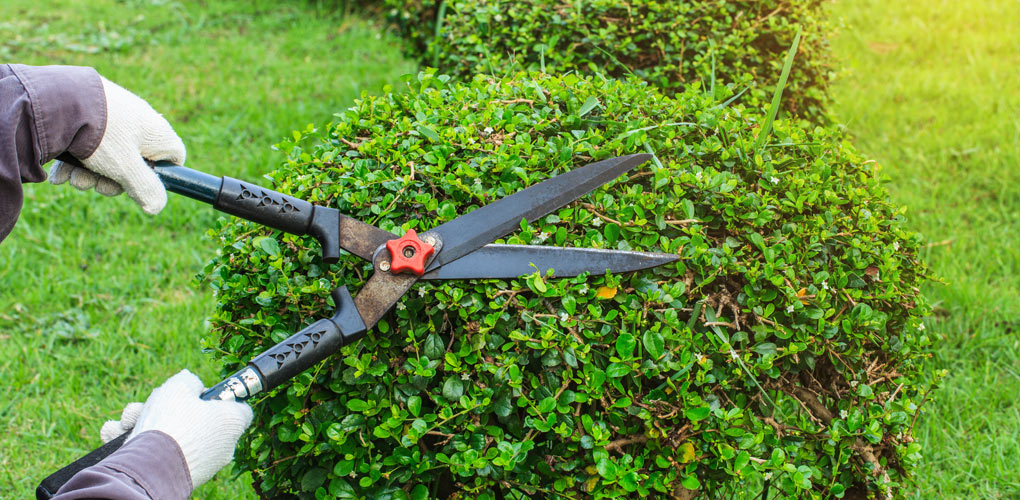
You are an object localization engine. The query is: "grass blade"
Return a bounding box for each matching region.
[754,26,802,152]
[430,0,448,68]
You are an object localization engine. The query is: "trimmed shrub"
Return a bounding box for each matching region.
[204,71,933,499]
[378,0,833,121]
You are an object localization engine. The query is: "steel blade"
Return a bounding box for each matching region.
[353,269,419,330]
[427,154,652,271]
[338,214,398,262]
[421,244,677,280]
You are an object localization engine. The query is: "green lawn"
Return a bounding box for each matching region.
[0,1,414,498]
[0,0,1015,498]
[829,0,1020,497]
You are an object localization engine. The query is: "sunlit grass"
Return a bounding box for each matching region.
[829,0,1020,497]
[0,1,414,498]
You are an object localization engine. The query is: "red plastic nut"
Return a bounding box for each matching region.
[385,229,435,276]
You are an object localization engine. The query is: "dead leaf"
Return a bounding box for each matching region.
[679,441,696,463]
[596,286,617,299]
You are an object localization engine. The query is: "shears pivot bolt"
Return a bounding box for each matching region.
[385,229,435,276]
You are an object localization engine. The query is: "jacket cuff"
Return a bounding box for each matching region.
[8,64,105,164]
[104,430,194,500]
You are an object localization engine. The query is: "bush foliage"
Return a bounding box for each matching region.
[205,72,933,499]
[378,0,832,121]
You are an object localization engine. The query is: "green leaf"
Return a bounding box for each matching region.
[643,330,665,359]
[329,477,356,498]
[347,399,372,412]
[619,471,639,492]
[615,333,636,358]
[681,474,701,490]
[410,485,430,500]
[494,390,513,417]
[562,294,577,315]
[408,395,422,417]
[339,414,365,432]
[606,362,630,377]
[443,376,464,401]
[578,96,600,117]
[538,396,556,412]
[604,223,621,244]
[301,468,328,492]
[418,125,439,141]
[753,342,777,356]
[424,333,445,359]
[685,406,711,421]
[326,423,345,441]
[256,236,280,257]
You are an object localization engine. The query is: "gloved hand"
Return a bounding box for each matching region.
[100,370,253,489]
[49,76,185,214]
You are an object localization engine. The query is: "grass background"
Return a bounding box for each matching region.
[0,1,413,497]
[0,0,1015,498]
[829,1,1019,497]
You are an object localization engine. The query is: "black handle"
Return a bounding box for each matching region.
[151,161,343,263]
[37,288,367,499]
[54,154,342,263]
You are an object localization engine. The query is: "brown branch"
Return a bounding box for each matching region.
[339,136,361,149]
[604,434,649,453]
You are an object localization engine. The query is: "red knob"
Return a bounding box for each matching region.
[385,229,435,276]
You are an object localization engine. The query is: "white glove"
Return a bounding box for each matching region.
[49,76,185,215]
[99,402,143,443]
[102,370,253,489]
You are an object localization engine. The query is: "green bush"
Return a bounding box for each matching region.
[378,0,832,121]
[204,71,933,499]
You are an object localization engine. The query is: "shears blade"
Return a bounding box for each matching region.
[421,245,677,280]
[425,154,652,272]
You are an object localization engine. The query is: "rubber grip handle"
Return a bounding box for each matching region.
[150,162,343,263]
[214,176,316,235]
[250,288,368,390]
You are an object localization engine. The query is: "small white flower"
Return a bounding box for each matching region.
[821,280,829,290]
[786,305,794,313]
[579,285,589,295]
[850,380,858,388]
[592,218,603,227]
[695,171,703,181]
[474,178,482,186]
[417,288,426,297]
[535,231,550,243]
[893,241,900,251]
[396,302,406,311]
[840,409,848,419]
[695,353,705,363]
[483,126,494,135]
[918,323,926,331]
[770,176,779,185]
[764,472,773,480]
[559,312,568,321]
[460,372,471,380]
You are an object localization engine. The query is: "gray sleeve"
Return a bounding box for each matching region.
[0,64,106,243]
[51,431,193,500]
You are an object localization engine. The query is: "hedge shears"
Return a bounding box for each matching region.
[39,153,677,498]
